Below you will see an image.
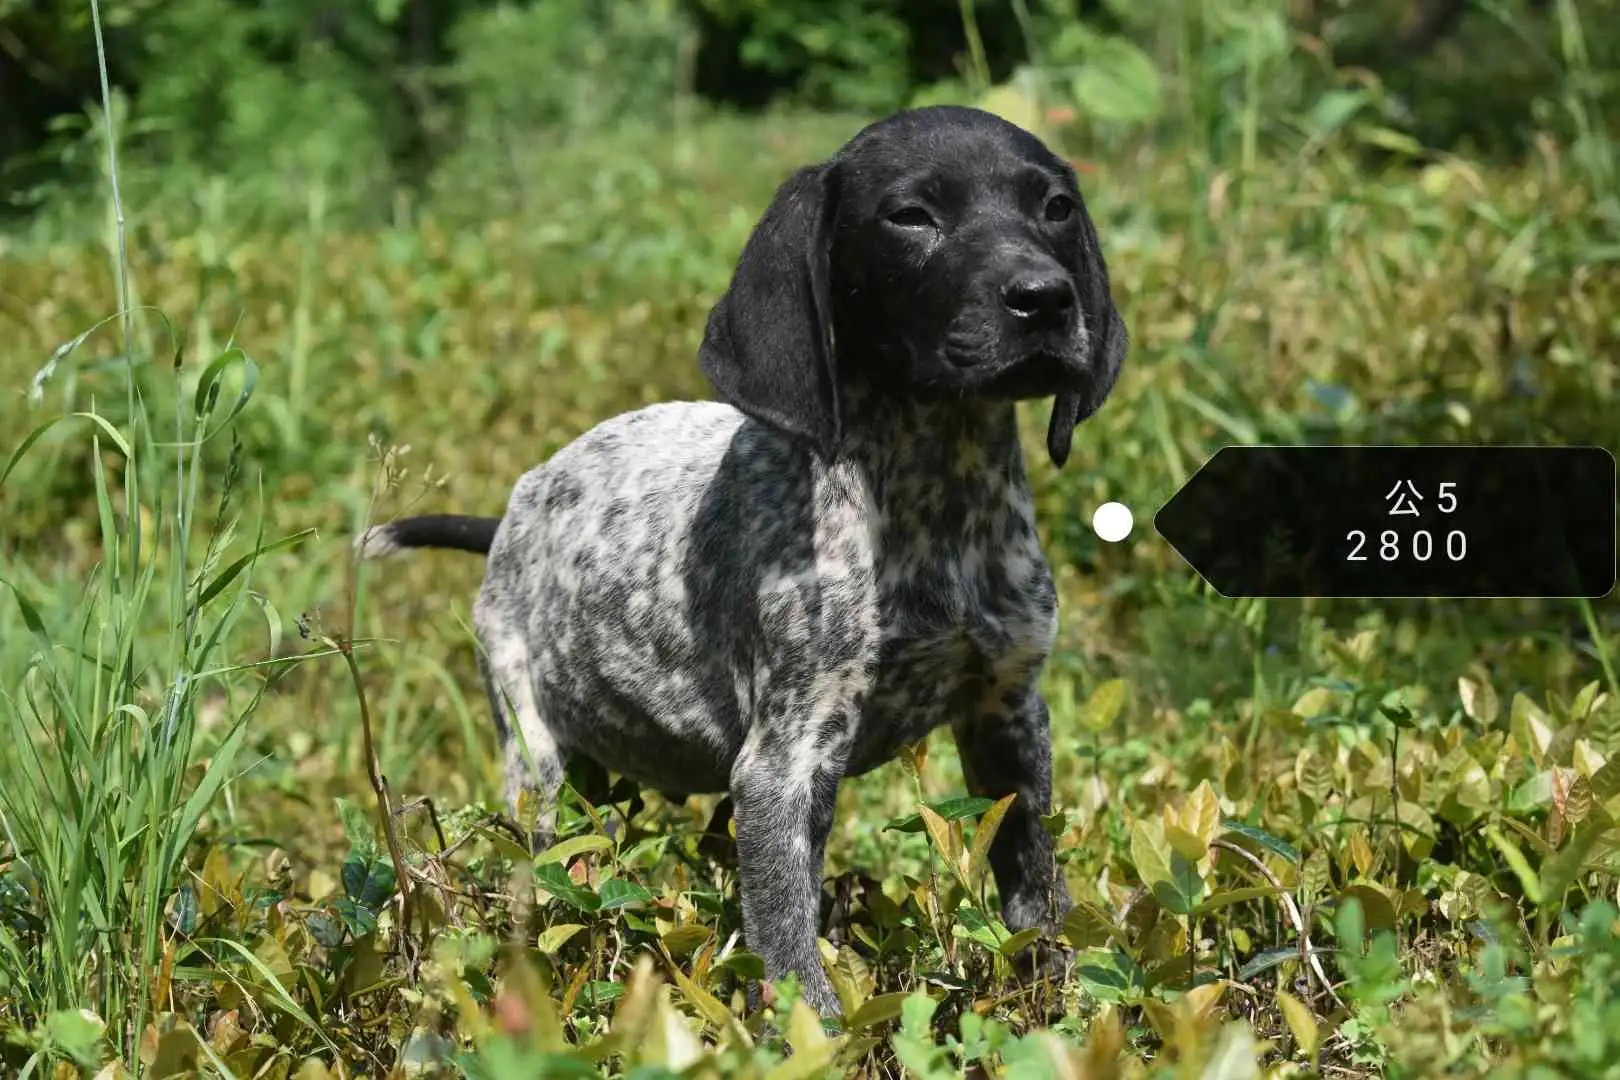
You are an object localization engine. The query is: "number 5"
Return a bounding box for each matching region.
[1438,482,1458,513]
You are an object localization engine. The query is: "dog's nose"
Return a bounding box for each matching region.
[1002,275,1076,322]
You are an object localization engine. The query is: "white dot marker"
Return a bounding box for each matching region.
[1092,501,1134,543]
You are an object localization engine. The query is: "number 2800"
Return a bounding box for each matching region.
[1346,529,1466,562]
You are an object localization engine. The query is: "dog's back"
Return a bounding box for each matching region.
[475,398,833,795]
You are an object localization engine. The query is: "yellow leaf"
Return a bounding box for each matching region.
[1461,678,1500,725]
[535,833,614,866]
[762,999,841,1080]
[975,82,1047,142]
[1574,738,1607,779]
[1291,686,1335,719]
[645,986,705,1072]
[918,804,954,857]
[1276,989,1319,1058]
[1080,678,1129,733]
[1080,1006,1125,1080]
[830,945,875,1017]
[1294,748,1333,805]
[200,846,238,916]
[968,793,1018,888]
[1165,780,1221,859]
[538,923,588,954]
[1164,821,1206,862]
[1139,998,1177,1041]
[1063,902,1120,950]
[1199,1021,1263,1080]
[1342,882,1398,932]
[609,956,662,1051]
[1511,692,1551,765]
[306,868,336,902]
[660,923,713,958]
[1349,829,1375,879]
[1182,979,1226,1023]
[1129,818,1173,889]
[659,949,731,1031]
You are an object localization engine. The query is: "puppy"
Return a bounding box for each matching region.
[358,105,1128,1016]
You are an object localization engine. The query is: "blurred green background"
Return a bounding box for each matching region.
[2,1,1620,1076]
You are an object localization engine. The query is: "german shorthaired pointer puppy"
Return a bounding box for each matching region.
[357,105,1128,1017]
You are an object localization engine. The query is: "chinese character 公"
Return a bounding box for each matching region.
[1386,480,1423,517]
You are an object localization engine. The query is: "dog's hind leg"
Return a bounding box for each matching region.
[474,614,564,855]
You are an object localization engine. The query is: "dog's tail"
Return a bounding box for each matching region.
[354,514,502,559]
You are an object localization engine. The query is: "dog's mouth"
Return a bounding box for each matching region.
[940,341,1086,394]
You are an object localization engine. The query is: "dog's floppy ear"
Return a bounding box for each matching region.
[700,163,841,461]
[1047,191,1128,468]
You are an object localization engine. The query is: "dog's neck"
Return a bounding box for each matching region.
[834,385,1033,537]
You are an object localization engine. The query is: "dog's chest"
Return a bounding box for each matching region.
[846,520,1057,773]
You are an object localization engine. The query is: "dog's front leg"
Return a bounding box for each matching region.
[950,689,1073,934]
[729,725,848,1018]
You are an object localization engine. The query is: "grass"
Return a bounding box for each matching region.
[2,13,1620,1078]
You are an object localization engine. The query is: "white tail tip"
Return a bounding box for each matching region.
[354,525,404,559]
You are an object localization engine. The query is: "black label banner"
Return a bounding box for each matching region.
[1152,446,1616,599]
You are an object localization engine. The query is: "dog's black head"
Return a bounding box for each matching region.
[699,105,1128,468]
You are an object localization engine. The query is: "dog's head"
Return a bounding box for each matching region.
[699,105,1128,468]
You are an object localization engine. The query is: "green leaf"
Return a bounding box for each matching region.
[1302,88,1375,143]
[715,949,765,980]
[342,856,394,910]
[1536,822,1606,908]
[0,411,132,493]
[1237,946,1307,981]
[342,854,397,909]
[1220,819,1302,865]
[534,833,614,866]
[192,346,261,440]
[335,798,379,862]
[1340,883,1397,933]
[1485,825,1543,905]
[534,862,600,912]
[193,529,315,609]
[898,988,939,1039]
[1069,36,1163,126]
[596,878,653,911]
[997,926,1043,958]
[1192,886,1285,916]
[166,884,200,935]
[884,795,995,833]
[42,1009,106,1065]
[333,897,379,938]
[1151,851,1205,915]
[954,906,1007,952]
[1074,947,1145,1003]
[845,991,913,1031]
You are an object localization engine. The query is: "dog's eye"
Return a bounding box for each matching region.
[885,206,936,230]
[1044,196,1075,223]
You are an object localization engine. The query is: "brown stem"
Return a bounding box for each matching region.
[326,633,421,972]
[1211,839,1346,1011]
